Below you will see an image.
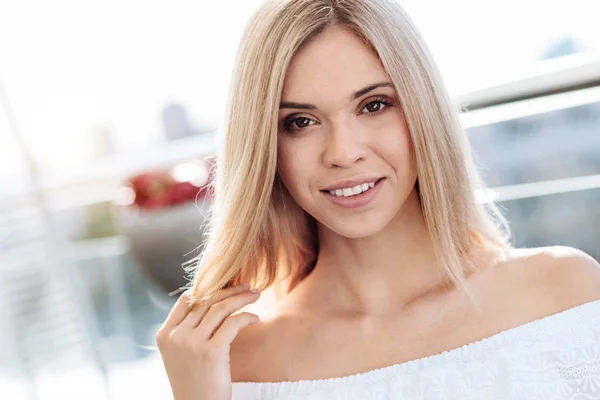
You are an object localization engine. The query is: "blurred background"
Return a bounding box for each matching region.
[0,0,599,399]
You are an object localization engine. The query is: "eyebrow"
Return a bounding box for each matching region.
[279,81,394,110]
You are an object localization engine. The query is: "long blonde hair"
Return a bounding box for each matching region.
[185,0,511,305]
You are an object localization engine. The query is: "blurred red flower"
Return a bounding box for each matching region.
[126,159,214,210]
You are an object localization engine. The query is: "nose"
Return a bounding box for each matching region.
[322,120,365,169]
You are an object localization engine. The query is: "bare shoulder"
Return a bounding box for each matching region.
[229,319,269,383]
[229,310,297,383]
[503,246,600,311]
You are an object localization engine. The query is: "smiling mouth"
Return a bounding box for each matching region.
[321,178,384,197]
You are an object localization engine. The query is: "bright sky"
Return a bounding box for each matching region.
[0,0,598,179]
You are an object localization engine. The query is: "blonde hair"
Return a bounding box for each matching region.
[185,0,511,305]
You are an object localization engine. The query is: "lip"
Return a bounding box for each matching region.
[322,176,384,191]
[322,178,385,209]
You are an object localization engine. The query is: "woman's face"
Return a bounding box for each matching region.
[277,26,418,239]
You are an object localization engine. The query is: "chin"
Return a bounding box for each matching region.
[317,212,394,239]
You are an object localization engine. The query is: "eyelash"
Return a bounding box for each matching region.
[281,96,395,133]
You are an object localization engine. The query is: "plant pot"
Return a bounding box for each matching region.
[117,200,211,294]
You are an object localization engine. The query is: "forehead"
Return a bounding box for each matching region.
[281,26,389,102]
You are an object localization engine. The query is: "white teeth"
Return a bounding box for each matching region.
[327,181,377,197]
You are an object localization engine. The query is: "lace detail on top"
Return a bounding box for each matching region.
[232,298,600,400]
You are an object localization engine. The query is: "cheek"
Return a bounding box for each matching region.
[277,138,307,197]
[373,119,417,190]
[377,117,414,167]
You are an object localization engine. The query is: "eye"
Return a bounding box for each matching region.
[360,97,394,115]
[283,116,317,132]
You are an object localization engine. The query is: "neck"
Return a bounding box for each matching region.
[305,189,459,315]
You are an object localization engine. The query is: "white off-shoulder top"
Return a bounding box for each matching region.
[232,299,600,400]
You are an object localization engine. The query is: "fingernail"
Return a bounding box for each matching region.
[249,288,260,293]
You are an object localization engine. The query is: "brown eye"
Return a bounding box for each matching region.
[284,116,316,132]
[294,117,312,128]
[362,100,387,113]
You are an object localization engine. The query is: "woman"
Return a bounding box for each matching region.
[156,1,600,399]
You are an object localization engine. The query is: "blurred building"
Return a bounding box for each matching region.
[161,103,201,141]
[467,100,600,257]
[541,37,585,60]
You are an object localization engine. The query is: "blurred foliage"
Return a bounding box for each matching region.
[76,202,119,240]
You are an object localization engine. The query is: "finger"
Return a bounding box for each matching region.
[195,290,261,339]
[177,283,253,330]
[158,290,195,333]
[162,283,249,332]
[201,282,253,308]
[210,312,259,345]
